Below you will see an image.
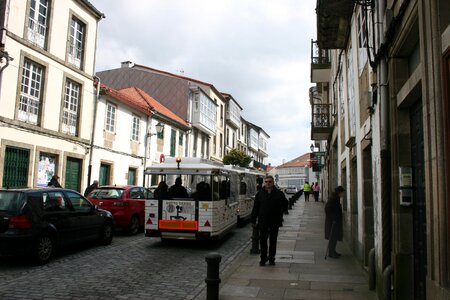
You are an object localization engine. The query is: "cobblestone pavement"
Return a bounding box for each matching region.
[0,224,253,300]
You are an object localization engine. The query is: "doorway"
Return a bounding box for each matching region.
[65,157,81,192]
[410,100,426,300]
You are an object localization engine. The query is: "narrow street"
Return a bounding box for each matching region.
[0,224,252,300]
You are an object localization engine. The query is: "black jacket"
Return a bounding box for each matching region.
[324,192,343,241]
[251,187,288,228]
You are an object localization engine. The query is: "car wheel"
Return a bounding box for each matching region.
[128,215,140,235]
[33,233,54,265]
[100,222,113,245]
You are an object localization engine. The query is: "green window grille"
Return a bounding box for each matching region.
[3,146,30,188]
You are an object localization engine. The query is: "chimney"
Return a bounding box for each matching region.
[121,61,134,68]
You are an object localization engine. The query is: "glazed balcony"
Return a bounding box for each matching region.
[311,40,331,83]
[311,103,333,140]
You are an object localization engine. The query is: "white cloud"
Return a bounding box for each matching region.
[92,0,317,166]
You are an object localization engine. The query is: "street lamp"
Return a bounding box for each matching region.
[153,122,164,136]
[310,144,315,153]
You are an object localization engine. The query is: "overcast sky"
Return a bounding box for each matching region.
[91,0,316,166]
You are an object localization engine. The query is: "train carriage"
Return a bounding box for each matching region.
[224,165,263,225]
[144,157,240,240]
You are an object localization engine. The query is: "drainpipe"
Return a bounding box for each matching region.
[87,76,100,186]
[383,264,393,300]
[376,0,393,274]
[142,115,151,187]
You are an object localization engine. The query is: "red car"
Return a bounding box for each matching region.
[87,186,153,235]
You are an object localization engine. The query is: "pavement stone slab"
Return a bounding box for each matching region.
[220,284,260,297]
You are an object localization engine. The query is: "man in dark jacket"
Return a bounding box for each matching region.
[251,175,288,266]
[84,180,99,196]
[325,186,345,258]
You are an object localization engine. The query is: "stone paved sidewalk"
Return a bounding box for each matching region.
[202,198,377,300]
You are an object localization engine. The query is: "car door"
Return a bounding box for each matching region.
[41,191,73,246]
[129,187,145,225]
[64,190,103,242]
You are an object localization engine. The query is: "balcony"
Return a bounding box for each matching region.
[316,0,354,49]
[311,103,333,140]
[311,40,331,83]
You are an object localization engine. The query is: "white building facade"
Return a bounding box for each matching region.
[0,0,103,191]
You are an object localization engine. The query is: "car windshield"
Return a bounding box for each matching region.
[88,189,124,199]
[0,191,25,214]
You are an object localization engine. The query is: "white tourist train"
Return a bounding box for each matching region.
[144,157,263,240]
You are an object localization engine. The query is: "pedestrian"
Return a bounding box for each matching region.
[313,182,320,202]
[251,175,288,266]
[84,180,99,196]
[47,175,62,188]
[303,181,311,201]
[169,177,189,198]
[154,181,170,199]
[325,185,345,258]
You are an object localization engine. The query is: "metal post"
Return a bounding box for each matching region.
[250,225,260,254]
[205,252,221,300]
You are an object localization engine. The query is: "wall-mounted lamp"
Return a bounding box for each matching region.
[148,122,164,137]
[310,144,315,153]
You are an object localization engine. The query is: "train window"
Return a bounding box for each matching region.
[240,182,247,195]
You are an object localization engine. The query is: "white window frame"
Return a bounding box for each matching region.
[68,17,85,68]
[131,114,140,142]
[27,0,48,48]
[105,103,117,133]
[19,59,43,125]
[62,79,80,136]
[357,8,368,75]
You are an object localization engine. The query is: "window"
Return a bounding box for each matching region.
[43,192,69,212]
[37,153,57,187]
[62,79,80,136]
[2,146,29,188]
[66,191,91,213]
[27,0,49,48]
[170,129,176,157]
[128,169,137,185]
[131,115,140,141]
[68,17,85,68]
[105,103,116,133]
[19,59,43,125]
[178,131,183,146]
[357,9,368,74]
[130,187,145,199]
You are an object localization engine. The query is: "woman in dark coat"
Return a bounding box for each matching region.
[48,175,62,188]
[325,186,345,258]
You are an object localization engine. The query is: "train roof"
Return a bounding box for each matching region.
[145,157,229,175]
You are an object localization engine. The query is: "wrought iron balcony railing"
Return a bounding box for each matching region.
[311,103,333,140]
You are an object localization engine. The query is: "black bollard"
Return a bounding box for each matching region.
[205,252,221,300]
[250,225,260,254]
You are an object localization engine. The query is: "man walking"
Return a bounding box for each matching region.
[251,175,288,266]
[84,180,99,196]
